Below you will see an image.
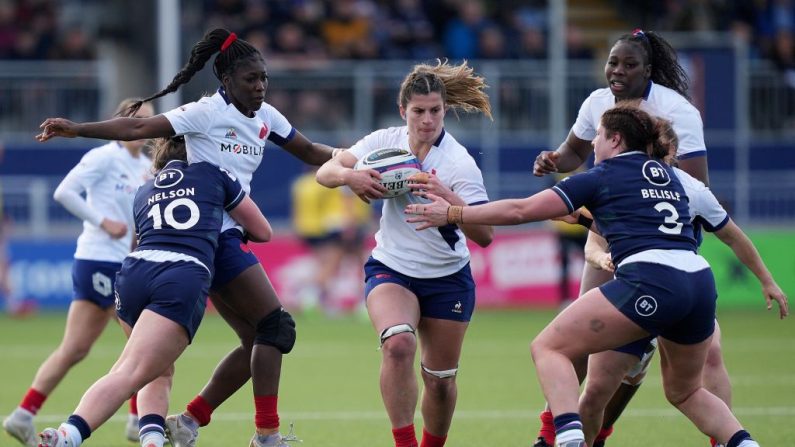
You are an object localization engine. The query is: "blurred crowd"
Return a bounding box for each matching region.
[3,0,795,70]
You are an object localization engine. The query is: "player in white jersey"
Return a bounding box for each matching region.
[406,104,786,447]
[529,30,723,447]
[317,60,494,447]
[575,119,788,447]
[3,99,153,447]
[35,29,338,447]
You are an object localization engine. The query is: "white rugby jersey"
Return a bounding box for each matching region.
[572,81,707,159]
[349,127,489,278]
[163,89,295,231]
[56,142,152,262]
[674,167,729,231]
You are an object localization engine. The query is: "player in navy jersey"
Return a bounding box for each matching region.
[3,98,153,447]
[317,60,494,447]
[35,29,339,447]
[406,105,782,447]
[575,119,788,446]
[530,29,727,447]
[36,136,272,447]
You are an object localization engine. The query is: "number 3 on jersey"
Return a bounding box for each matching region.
[147,198,200,230]
[654,201,682,235]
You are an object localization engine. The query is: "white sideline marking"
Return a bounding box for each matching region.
[33,406,795,423]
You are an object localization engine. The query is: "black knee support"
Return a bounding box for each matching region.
[255,307,296,354]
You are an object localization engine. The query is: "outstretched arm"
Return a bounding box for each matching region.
[36,115,174,142]
[713,219,788,318]
[281,130,340,166]
[406,189,570,230]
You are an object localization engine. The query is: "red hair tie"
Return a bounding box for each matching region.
[221,33,237,52]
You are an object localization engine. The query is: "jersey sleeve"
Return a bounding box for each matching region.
[671,103,707,159]
[52,149,111,225]
[348,130,387,160]
[676,168,728,231]
[218,167,246,211]
[260,103,296,146]
[551,168,601,213]
[162,100,214,136]
[571,93,598,141]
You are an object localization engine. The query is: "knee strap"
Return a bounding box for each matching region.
[421,363,458,379]
[379,323,415,348]
[623,338,658,385]
[255,307,296,354]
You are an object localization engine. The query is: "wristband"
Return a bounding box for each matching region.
[447,205,464,224]
[577,214,593,229]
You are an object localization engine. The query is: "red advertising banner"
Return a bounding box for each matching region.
[249,230,582,312]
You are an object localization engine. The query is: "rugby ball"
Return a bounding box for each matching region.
[354,148,422,199]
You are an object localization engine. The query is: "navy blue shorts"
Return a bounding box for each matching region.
[614,335,656,358]
[72,259,122,308]
[115,257,210,343]
[211,229,261,290]
[363,257,475,322]
[600,262,717,345]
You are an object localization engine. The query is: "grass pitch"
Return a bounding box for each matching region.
[1,307,792,446]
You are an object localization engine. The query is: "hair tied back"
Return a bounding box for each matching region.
[220,32,237,52]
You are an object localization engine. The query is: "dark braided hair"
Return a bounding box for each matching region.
[614,30,690,99]
[602,102,667,159]
[123,28,261,116]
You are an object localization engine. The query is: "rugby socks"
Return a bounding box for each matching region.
[593,425,613,446]
[186,395,213,426]
[538,409,556,445]
[20,388,47,414]
[60,414,91,446]
[129,393,138,416]
[420,427,446,447]
[711,437,718,447]
[392,424,418,447]
[254,395,279,430]
[726,430,758,447]
[138,414,166,447]
[553,413,585,445]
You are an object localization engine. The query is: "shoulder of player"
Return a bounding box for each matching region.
[435,132,480,173]
[648,83,698,113]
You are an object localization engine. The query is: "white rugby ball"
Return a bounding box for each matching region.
[354,147,422,199]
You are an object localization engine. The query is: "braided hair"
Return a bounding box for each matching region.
[398,59,492,120]
[124,28,261,116]
[614,30,690,99]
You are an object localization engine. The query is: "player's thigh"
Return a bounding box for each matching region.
[534,287,649,359]
[209,290,256,345]
[60,299,116,349]
[213,263,281,327]
[418,317,468,370]
[366,282,421,335]
[657,336,712,396]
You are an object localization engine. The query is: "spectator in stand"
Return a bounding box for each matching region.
[48,26,95,60]
[321,0,376,58]
[379,0,438,59]
[443,0,492,60]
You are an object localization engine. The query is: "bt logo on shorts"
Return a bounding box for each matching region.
[452,301,462,314]
[635,295,658,317]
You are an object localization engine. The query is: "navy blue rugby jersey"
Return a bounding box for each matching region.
[132,160,245,271]
[552,151,697,265]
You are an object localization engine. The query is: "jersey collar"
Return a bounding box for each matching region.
[433,128,446,147]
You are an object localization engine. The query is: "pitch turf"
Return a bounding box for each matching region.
[1,307,792,446]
